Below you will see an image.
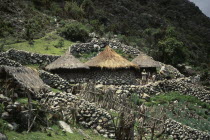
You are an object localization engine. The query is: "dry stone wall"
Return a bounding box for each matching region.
[1,49,59,65]
[0,57,22,67]
[165,119,210,140]
[58,69,139,85]
[39,70,72,92]
[112,78,210,103]
[37,92,115,138]
[70,38,140,56]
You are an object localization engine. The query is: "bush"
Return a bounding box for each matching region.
[64,1,84,20]
[54,39,64,48]
[58,22,90,42]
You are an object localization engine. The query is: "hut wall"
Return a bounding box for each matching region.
[89,69,139,85]
[54,69,139,85]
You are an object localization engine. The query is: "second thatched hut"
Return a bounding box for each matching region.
[45,51,89,83]
[132,53,160,74]
[85,46,139,85]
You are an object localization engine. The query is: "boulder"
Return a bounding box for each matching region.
[0,133,7,140]
[58,121,73,134]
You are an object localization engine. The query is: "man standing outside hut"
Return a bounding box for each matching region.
[141,69,147,85]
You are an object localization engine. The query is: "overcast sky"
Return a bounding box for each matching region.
[189,0,210,17]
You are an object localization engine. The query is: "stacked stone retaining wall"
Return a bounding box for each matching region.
[37,92,115,138]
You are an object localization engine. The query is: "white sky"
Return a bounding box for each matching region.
[189,0,210,17]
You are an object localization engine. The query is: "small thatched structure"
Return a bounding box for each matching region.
[85,46,139,85]
[132,53,160,74]
[45,51,89,71]
[132,53,160,68]
[0,65,48,96]
[45,51,89,83]
[86,46,138,69]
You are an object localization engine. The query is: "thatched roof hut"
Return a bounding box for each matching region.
[85,46,138,69]
[0,65,48,93]
[132,53,160,68]
[45,51,89,71]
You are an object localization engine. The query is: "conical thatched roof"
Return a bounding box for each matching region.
[45,51,89,71]
[132,53,161,68]
[0,65,48,93]
[85,46,138,69]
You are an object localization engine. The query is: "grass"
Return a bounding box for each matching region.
[145,92,210,109]
[25,64,40,70]
[144,92,210,132]
[50,88,62,93]
[16,98,38,105]
[4,125,110,140]
[3,32,74,56]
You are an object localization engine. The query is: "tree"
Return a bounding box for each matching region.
[64,1,84,20]
[81,0,94,21]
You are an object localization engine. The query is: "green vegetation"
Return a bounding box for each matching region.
[5,125,109,140]
[145,92,210,109]
[16,98,38,105]
[58,21,90,42]
[144,92,210,131]
[3,32,73,55]
[50,88,62,93]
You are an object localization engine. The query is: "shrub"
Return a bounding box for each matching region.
[58,22,90,42]
[54,39,64,48]
[64,1,84,20]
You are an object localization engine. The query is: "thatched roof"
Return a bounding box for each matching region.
[45,51,89,71]
[0,65,48,93]
[132,53,161,68]
[85,46,138,69]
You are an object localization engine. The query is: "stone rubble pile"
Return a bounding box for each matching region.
[0,57,22,67]
[112,78,210,103]
[70,38,140,56]
[39,70,72,92]
[1,49,59,65]
[38,92,115,138]
[0,94,29,131]
[165,119,210,140]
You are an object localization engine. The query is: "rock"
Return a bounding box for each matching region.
[58,121,73,134]
[96,125,102,131]
[141,93,150,101]
[1,112,9,120]
[0,133,7,140]
[7,122,18,131]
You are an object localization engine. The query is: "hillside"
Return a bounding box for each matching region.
[1,0,210,68]
[0,1,210,139]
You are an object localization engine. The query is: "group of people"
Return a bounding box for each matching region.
[141,69,156,85]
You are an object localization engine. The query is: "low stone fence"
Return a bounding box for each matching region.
[112,78,210,103]
[0,57,22,67]
[1,49,59,65]
[165,119,210,140]
[39,70,72,92]
[38,92,115,138]
[70,38,140,56]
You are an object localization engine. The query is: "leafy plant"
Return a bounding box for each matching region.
[58,22,90,42]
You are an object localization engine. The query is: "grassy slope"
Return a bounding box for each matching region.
[5,125,109,140]
[144,92,210,132]
[3,32,74,56]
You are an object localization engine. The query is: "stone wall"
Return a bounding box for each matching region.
[165,119,210,140]
[2,49,59,65]
[39,70,72,92]
[57,69,139,85]
[0,57,22,67]
[70,38,140,56]
[37,91,115,138]
[112,78,210,103]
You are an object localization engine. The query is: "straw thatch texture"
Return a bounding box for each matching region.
[45,51,89,71]
[85,46,138,69]
[0,65,48,93]
[132,53,160,68]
